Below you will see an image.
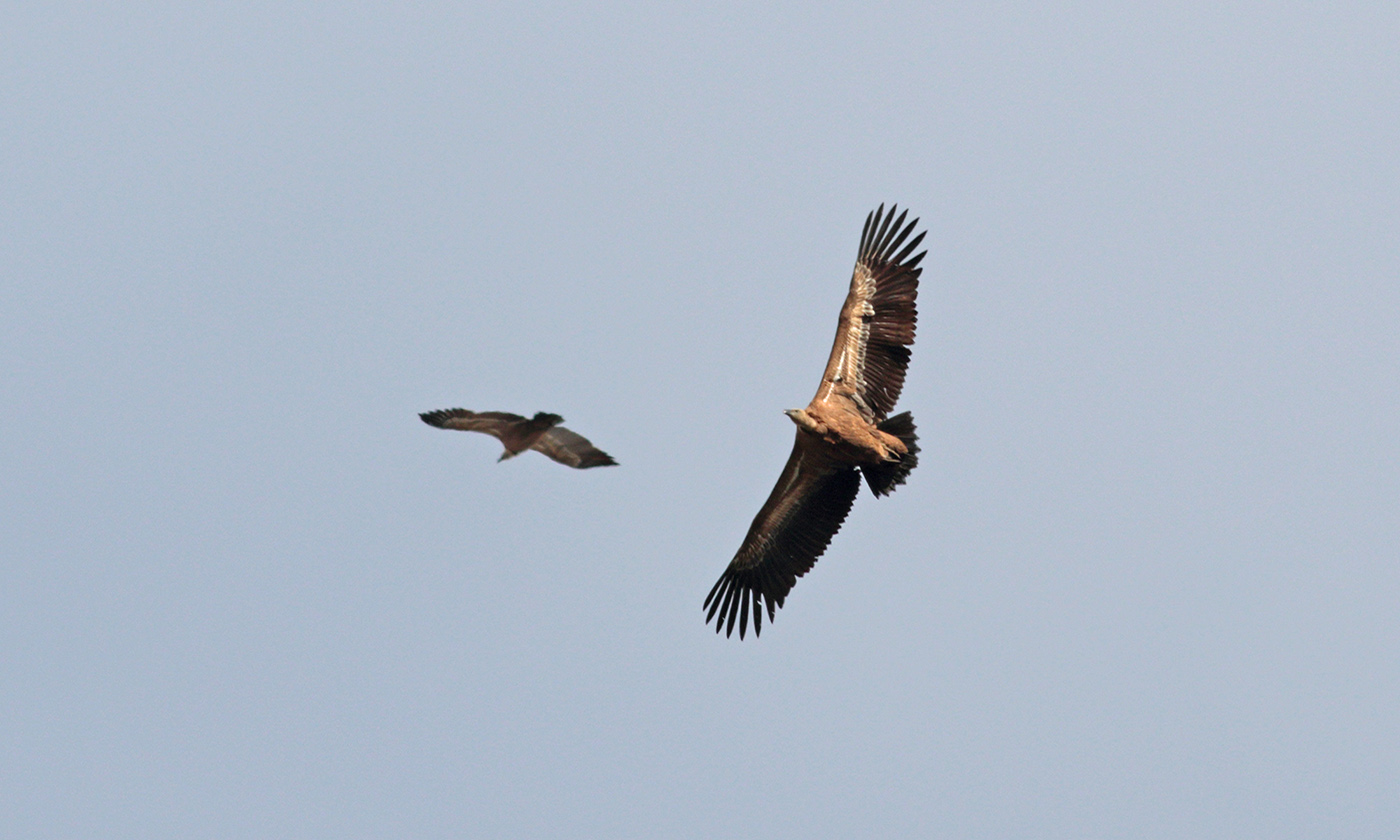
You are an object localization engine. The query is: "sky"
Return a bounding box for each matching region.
[3,3,1398,838]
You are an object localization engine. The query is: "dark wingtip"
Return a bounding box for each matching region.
[859,204,930,269]
[702,570,772,641]
[578,452,619,469]
[420,409,461,428]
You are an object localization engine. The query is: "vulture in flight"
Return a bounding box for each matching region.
[420,409,618,469]
[704,205,926,639]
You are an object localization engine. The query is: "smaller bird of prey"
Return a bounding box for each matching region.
[705,204,926,639]
[419,409,618,469]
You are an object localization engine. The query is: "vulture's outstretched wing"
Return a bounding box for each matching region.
[530,426,618,469]
[815,204,926,422]
[419,409,526,440]
[704,440,861,639]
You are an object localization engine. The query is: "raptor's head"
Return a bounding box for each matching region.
[784,408,822,434]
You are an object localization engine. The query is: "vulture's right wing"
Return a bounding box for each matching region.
[529,426,618,469]
[704,439,861,639]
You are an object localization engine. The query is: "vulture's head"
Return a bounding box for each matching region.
[784,408,823,435]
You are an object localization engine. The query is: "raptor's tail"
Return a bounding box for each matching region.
[861,411,919,497]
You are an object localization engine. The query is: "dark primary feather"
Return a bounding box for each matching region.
[703,445,862,639]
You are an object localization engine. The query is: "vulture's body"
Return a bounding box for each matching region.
[704,205,926,639]
[420,409,617,469]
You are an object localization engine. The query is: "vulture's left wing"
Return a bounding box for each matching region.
[419,409,525,439]
[814,205,926,422]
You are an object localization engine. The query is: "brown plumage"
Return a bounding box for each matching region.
[420,409,618,469]
[704,205,926,639]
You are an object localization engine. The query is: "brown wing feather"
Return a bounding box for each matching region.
[419,409,525,440]
[815,205,926,421]
[703,438,862,639]
[529,426,618,469]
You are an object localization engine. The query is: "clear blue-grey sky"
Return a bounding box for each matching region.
[4,3,1397,837]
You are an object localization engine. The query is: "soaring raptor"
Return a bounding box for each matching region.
[420,409,617,469]
[704,205,926,639]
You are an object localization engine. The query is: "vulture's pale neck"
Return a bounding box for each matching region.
[784,408,823,435]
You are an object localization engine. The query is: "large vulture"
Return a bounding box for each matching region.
[420,409,618,469]
[704,205,926,639]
